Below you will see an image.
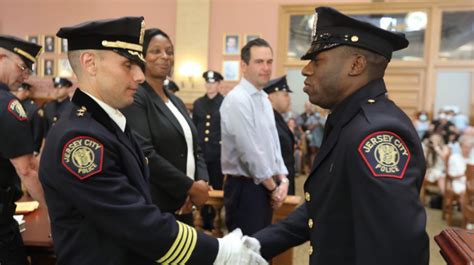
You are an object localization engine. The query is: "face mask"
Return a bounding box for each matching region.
[446,115,453,121]
[419,114,427,121]
[439,113,447,120]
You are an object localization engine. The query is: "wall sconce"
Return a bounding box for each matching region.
[179,61,202,88]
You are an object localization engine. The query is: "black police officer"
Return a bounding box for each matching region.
[192,70,224,230]
[0,35,46,265]
[15,83,45,154]
[247,7,429,265]
[39,16,266,265]
[263,76,295,195]
[43,76,73,136]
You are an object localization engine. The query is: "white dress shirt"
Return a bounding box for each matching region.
[83,91,126,132]
[165,100,196,180]
[220,78,288,183]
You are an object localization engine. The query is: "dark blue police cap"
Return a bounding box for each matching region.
[202,70,223,83]
[56,16,145,67]
[164,79,179,93]
[0,35,42,70]
[19,83,32,91]
[301,7,409,61]
[263,75,292,94]
[53,77,73,88]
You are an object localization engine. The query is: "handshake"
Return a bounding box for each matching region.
[214,228,267,265]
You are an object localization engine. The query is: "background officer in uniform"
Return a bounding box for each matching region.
[244,7,429,265]
[163,79,180,94]
[193,70,224,230]
[0,35,46,265]
[43,76,73,136]
[263,76,295,195]
[39,16,267,265]
[14,83,45,155]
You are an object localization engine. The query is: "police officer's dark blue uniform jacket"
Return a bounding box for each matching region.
[0,35,41,259]
[39,16,218,265]
[192,70,224,188]
[19,83,45,153]
[263,75,296,195]
[254,7,429,265]
[43,77,73,136]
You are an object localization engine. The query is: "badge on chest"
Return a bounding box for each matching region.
[358,131,410,179]
[62,136,104,180]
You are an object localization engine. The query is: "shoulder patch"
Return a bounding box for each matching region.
[358,131,410,179]
[62,136,104,180]
[8,99,28,121]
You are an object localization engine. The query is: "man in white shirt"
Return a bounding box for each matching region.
[220,38,289,235]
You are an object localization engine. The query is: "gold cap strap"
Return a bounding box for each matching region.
[101,40,142,52]
[13,47,36,63]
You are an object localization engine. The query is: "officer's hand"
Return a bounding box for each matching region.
[188,180,209,206]
[214,229,268,265]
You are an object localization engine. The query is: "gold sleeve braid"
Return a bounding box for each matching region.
[157,221,198,264]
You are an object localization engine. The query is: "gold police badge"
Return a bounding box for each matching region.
[358,131,410,179]
[62,136,103,180]
[8,99,28,121]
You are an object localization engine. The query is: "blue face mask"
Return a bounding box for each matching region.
[419,114,427,121]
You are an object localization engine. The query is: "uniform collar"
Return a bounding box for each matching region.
[82,91,126,132]
[71,88,121,133]
[0,82,10,92]
[204,93,222,102]
[326,78,387,129]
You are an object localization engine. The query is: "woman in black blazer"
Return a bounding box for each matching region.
[122,29,209,225]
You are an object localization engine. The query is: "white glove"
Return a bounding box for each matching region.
[214,229,268,265]
[242,235,261,253]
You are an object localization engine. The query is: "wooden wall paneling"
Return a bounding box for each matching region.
[384,68,425,118]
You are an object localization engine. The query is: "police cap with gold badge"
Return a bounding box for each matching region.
[263,75,292,94]
[301,6,409,61]
[19,82,32,91]
[56,16,145,67]
[0,35,42,70]
[164,79,180,93]
[202,70,224,83]
[52,77,73,88]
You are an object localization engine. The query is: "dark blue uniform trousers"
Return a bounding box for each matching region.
[224,176,272,235]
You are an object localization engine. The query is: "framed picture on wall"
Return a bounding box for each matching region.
[44,35,56,53]
[58,38,68,53]
[223,34,240,55]
[31,63,39,76]
[58,58,73,77]
[223,60,239,81]
[244,34,260,44]
[26,35,40,45]
[43,59,55,76]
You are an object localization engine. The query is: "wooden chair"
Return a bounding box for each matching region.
[461,164,474,228]
[442,150,462,226]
